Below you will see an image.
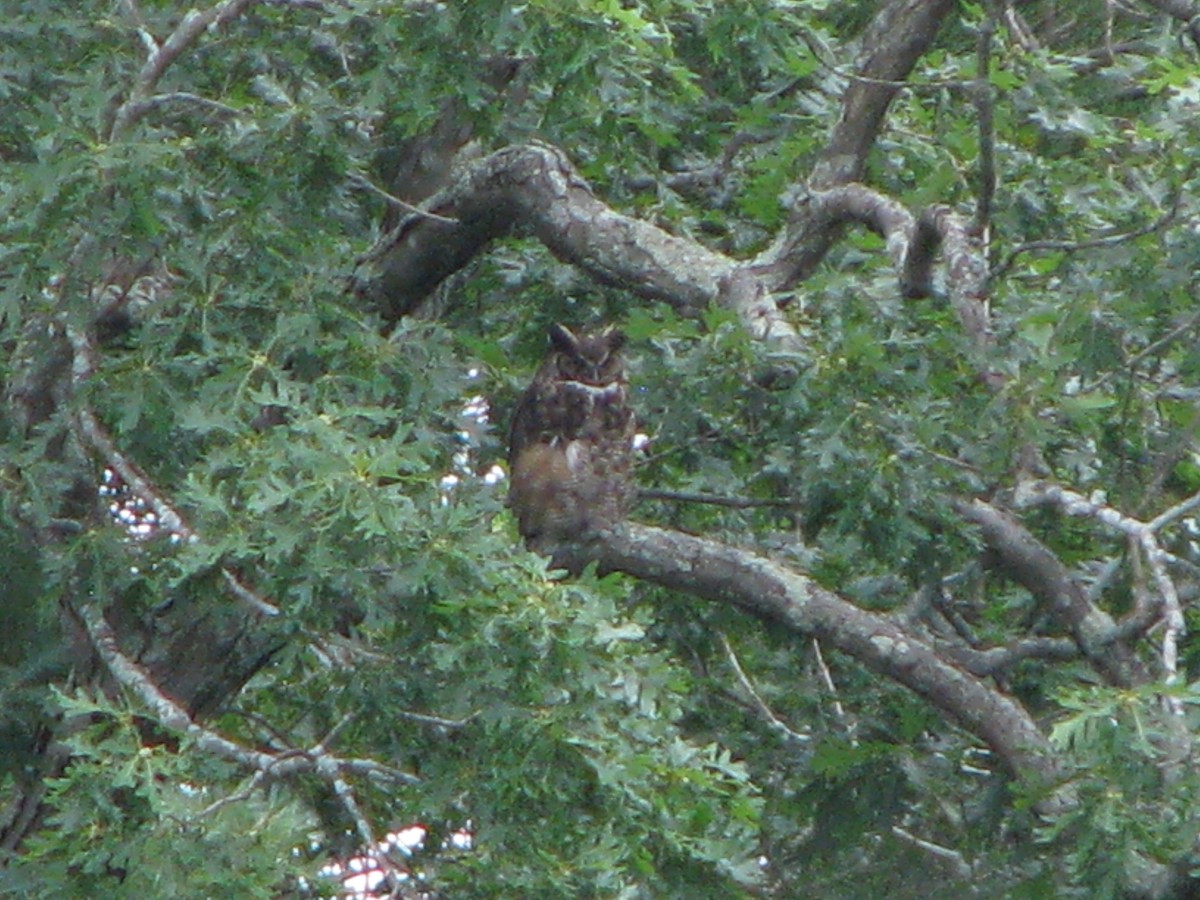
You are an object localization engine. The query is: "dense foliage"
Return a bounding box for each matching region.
[3,1,1200,897]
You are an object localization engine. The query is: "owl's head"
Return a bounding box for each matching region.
[548,323,626,386]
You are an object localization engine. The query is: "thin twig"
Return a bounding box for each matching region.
[197,770,267,818]
[993,182,1190,281]
[638,488,799,510]
[1086,308,1200,393]
[393,709,479,730]
[811,638,853,738]
[346,173,461,225]
[120,91,242,123]
[222,569,282,616]
[719,634,809,744]
[891,826,973,879]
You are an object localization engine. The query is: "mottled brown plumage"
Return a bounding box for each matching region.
[508,324,636,556]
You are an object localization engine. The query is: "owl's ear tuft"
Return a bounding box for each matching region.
[548,323,578,353]
[603,328,626,352]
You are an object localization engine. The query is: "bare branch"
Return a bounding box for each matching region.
[78,600,420,781]
[974,7,997,244]
[393,709,479,730]
[639,488,799,510]
[317,756,409,896]
[197,770,268,818]
[891,825,973,880]
[68,323,193,540]
[110,0,261,140]
[1150,488,1200,533]
[999,2,1039,51]
[582,522,1071,813]
[811,638,854,737]
[952,497,1141,687]
[1140,0,1200,50]
[757,185,996,378]
[222,569,283,617]
[919,207,995,372]
[1014,482,1186,687]
[355,143,804,351]
[1086,308,1200,393]
[80,602,285,768]
[757,182,914,296]
[118,91,242,124]
[66,323,282,617]
[928,583,982,648]
[810,0,958,188]
[942,637,1079,676]
[719,634,810,744]
[345,173,461,226]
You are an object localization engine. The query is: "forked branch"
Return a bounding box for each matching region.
[581,522,1070,812]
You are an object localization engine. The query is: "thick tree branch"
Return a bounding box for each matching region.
[77,600,422,895]
[1015,482,1192,687]
[359,145,998,382]
[355,143,804,353]
[639,487,798,510]
[357,1,962,354]
[579,522,1069,811]
[812,0,959,189]
[952,498,1144,688]
[753,185,996,375]
[941,636,1079,676]
[754,0,958,289]
[921,206,997,383]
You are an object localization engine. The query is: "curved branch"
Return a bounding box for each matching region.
[580,522,1069,812]
[942,636,1079,676]
[811,0,959,189]
[1014,481,1189,687]
[919,206,996,380]
[755,0,959,288]
[110,0,261,140]
[952,498,1144,688]
[358,3,962,347]
[79,604,417,788]
[354,143,803,352]
[754,186,996,377]
[358,144,999,385]
[992,182,1189,282]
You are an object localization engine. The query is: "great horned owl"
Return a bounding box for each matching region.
[507,324,636,557]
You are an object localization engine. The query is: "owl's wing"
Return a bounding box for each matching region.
[507,379,548,464]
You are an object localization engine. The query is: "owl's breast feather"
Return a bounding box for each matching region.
[564,439,587,473]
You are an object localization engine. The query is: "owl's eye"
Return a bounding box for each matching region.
[557,356,583,378]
